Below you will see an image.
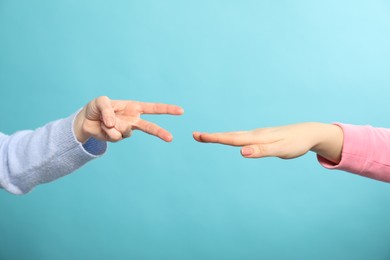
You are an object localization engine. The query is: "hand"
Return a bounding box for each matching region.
[193,123,344,164]
[74,96,184,143]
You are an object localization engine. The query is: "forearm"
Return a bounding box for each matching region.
[0,113,107,194]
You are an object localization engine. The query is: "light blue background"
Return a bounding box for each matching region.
[1,1,390,259]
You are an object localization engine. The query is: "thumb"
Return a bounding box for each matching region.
[241,143,281,159]
[94,96,116,128]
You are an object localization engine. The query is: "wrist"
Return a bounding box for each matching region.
[311,123,343,164]
[73,108,91,143]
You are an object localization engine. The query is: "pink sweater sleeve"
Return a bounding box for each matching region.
[317,123,390,182]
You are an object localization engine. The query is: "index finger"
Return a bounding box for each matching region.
[193,131,257,146]
[138,102,184,115]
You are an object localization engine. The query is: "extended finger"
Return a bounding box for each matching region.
[134,119,173,142]
[138,102,184,115]
[95,96,116,128]
[193,131,257,146]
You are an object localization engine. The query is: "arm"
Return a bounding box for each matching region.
[194,123,343,162]
[0,96,184,195]
[0,113,105,195]
[194,122,390,183]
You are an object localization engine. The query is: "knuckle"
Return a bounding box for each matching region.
[133,101,142,112]
[155,128,164,137]
[98,95,109,101]
[256,145,268,157]
[96,96,111,107]
[146,124,156,134]
[152,104,158,113]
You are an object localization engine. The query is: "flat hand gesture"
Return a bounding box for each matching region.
[193,123,343,164]
[74,96,184,143]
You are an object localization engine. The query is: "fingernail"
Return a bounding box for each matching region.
[242,147,254,156]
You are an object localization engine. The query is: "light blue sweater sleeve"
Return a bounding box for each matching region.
[0,112,107,195]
